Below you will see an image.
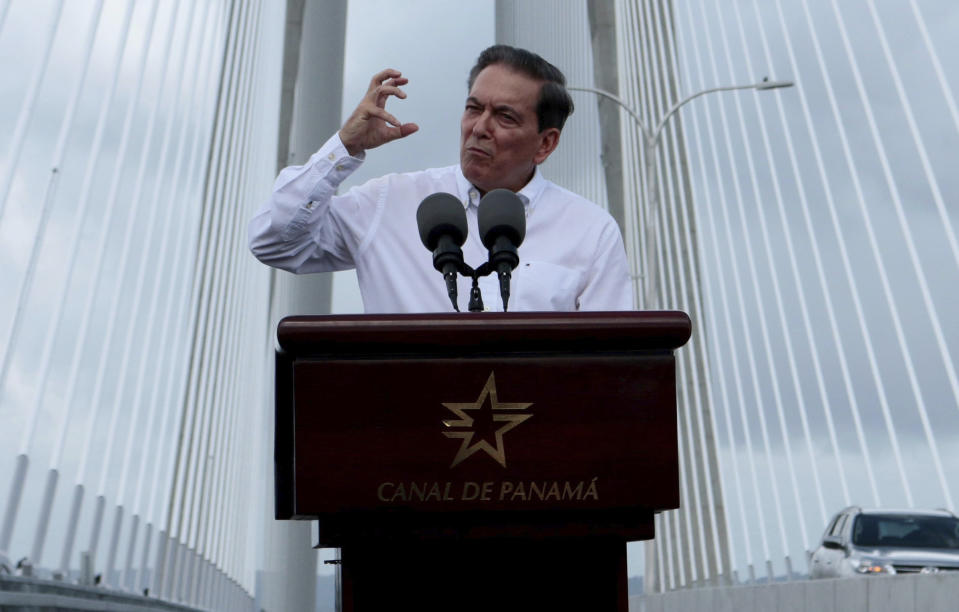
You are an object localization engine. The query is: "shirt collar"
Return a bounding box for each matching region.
[455,165,547,216]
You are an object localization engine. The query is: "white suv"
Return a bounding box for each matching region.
[809,507,959,578]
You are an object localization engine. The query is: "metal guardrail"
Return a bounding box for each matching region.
[0,574,201,612]
[632,574,959,612]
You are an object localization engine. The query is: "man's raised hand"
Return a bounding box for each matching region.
[339,69,419,157]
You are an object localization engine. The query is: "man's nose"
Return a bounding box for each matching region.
[471,111,492,137]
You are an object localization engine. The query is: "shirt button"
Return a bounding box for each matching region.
[335,165,344,171]
[327,153,335,161]
[306,202,314,209]
[469,189,478,202]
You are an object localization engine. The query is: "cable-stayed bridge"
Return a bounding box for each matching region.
[1,1,957,610]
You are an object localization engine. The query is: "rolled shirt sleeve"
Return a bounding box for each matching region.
[248,133,366,273]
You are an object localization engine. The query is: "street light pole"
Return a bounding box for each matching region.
[569,80,793,308]
[570,79,794,590]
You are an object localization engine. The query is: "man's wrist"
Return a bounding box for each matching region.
[338,130,363,157]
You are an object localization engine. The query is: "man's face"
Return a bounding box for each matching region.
[460,64,560,195]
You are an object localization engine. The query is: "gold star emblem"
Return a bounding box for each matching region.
[441,372,533,468]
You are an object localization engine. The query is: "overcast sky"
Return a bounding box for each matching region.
[3,0,959,590]
[668,0,959,580]
[328,0,495,313]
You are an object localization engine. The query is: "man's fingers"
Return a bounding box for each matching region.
[367,70,409,104]
[367,106,401,128]
[369,68,402,91]
[340,69,415,153]
[383,122,419,144]
[370,68,401,83]
[372,84,407,106]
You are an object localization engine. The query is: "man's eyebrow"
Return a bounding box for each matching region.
[465,97,521,114]
[493,104,521,116]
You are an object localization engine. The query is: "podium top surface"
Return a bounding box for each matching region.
[276,311,691,356]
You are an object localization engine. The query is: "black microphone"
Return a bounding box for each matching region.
[478,189,526,311]
[416,193,468,311]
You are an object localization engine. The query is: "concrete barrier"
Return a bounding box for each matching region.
[632,574,959,612]
[0,574,200,612]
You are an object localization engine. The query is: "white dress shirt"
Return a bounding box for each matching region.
[248,134,633,313]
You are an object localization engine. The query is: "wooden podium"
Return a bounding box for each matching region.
[275,312,690,611]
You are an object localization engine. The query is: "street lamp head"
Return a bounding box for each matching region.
[755,79,794,91]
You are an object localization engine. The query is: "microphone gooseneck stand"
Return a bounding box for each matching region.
[438,256,510,313]
[417,189,526,313]
[430,234,466,312]
[438,259,489,313]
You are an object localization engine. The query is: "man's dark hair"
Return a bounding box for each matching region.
[467,45,574,133]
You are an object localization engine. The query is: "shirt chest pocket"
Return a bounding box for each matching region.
[512,260,583,311]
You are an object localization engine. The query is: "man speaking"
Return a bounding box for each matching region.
[249,45,632,313]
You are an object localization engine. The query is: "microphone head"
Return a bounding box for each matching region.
[478,188,526,249]
[416,193,468,250]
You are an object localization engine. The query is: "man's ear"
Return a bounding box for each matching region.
[533,128,561,164]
